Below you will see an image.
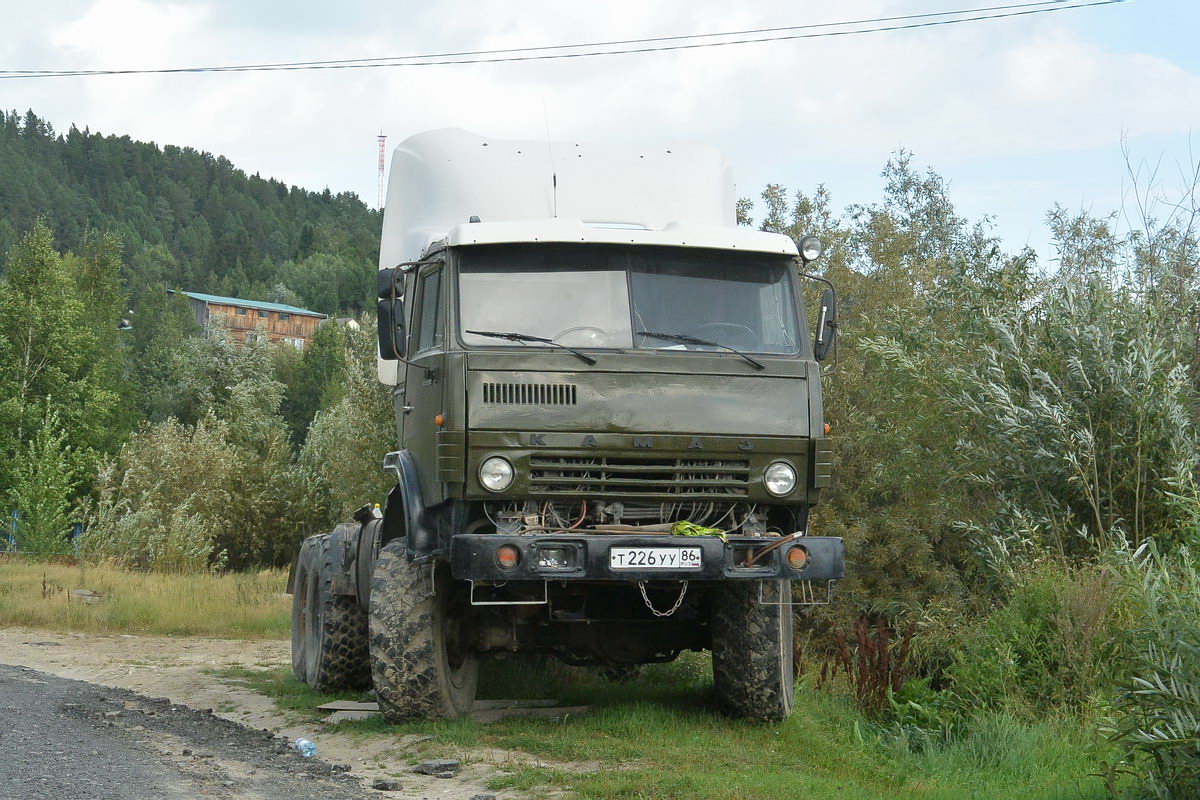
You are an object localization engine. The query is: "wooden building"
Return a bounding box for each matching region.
[171,290,327,350]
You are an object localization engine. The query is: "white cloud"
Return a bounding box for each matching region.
[0,0,1195,260]
[51,0,212,66]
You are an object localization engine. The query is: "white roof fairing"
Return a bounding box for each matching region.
[379,129,765,268]
[444,218,799,256]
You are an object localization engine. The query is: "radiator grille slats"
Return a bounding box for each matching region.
[529,455,750,499]
[482,382,578,406]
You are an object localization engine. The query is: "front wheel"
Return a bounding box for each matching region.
[710,580,794,721]
[369,540,479,721]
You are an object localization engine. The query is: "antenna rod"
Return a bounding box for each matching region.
[542,99,557,218]
[376,131,387,210]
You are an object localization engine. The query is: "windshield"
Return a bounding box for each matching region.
[458,244,800,354]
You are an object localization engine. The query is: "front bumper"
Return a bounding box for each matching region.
[449,533,844,582]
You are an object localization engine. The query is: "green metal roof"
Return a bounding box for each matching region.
[172,290,326,318]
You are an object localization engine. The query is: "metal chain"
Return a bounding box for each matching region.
[638,580,688,617]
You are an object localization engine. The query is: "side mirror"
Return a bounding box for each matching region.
[377,267,400,299]
[813,287,837,362]
[377,267,406,360]
[377,297,406,360]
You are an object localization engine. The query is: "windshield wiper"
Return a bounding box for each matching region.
[637,330,765,371]
[466,330,598,365]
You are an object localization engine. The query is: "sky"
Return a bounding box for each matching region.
[0,0,1196,266]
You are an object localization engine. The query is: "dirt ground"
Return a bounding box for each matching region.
[0,628,567,798]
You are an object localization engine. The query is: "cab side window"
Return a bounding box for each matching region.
[415,269,443,352]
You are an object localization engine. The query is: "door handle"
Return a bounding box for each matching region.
[402,405,414,414]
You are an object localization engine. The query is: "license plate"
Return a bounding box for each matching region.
[609,547,702,570]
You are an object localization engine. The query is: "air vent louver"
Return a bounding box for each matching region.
[482,382,578,406]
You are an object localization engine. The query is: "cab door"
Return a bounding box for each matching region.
[401,262,448,501]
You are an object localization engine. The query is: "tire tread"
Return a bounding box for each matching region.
[369,540,477,721]
[710,580,795,722]
[292,532,370,692]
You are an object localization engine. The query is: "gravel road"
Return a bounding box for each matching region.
[0,630,555,798]
[0,663,374,800]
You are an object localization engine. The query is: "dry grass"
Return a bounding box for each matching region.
[0,555,291,638]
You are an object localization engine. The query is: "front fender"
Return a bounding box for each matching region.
[383,449,435,558]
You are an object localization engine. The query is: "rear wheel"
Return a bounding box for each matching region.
[369,539,479,721]
[710,580,794,721]
[291,532,370,691]
[290,537,318,682]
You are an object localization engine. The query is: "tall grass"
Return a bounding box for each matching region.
[0,556,290,637]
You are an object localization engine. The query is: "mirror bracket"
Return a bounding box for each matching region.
[796,264,838,373]
[376,261,440,372]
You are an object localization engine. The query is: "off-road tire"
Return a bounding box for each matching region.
[369,539,479,721]
[293,532,371,692]
[710,580,795,722]
[290,537,318,682]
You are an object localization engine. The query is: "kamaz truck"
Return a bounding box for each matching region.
[289,129,843,722]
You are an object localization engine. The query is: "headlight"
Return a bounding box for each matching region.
[479,456,515,492]
[798,235,824,264]
[764,461,797,496]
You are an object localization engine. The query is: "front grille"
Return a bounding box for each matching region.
[482,382,577,406]
[529,455,750,499]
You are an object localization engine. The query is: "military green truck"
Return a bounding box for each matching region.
[289,129,843,722]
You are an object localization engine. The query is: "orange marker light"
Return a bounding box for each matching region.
[434,414,445,426]
[786,546,809,570]
[496,545,520,570]
[824,423,831,435]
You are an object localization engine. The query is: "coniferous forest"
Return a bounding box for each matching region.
[0,110,381,316]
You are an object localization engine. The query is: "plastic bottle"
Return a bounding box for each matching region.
[294,738,316,758]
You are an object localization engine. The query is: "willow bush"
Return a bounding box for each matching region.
[750,160,1200,763]
[951,274,1200,581]
[1109,546,1200,798]
[81,331,307,571]
[294,320,395,531]
[81,416,234,572]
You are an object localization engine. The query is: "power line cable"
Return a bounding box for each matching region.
[4,0,1074,74]
[0,0,1126,77]
[0,0,1130,79]
[187,0,1091,71]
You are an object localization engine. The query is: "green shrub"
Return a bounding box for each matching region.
[954,276,1200,579]
[945,563,1125,716]
[7,409,80,556]
[1109,547,1200,798]
[294,321,394,530]
[80,416,233,572]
